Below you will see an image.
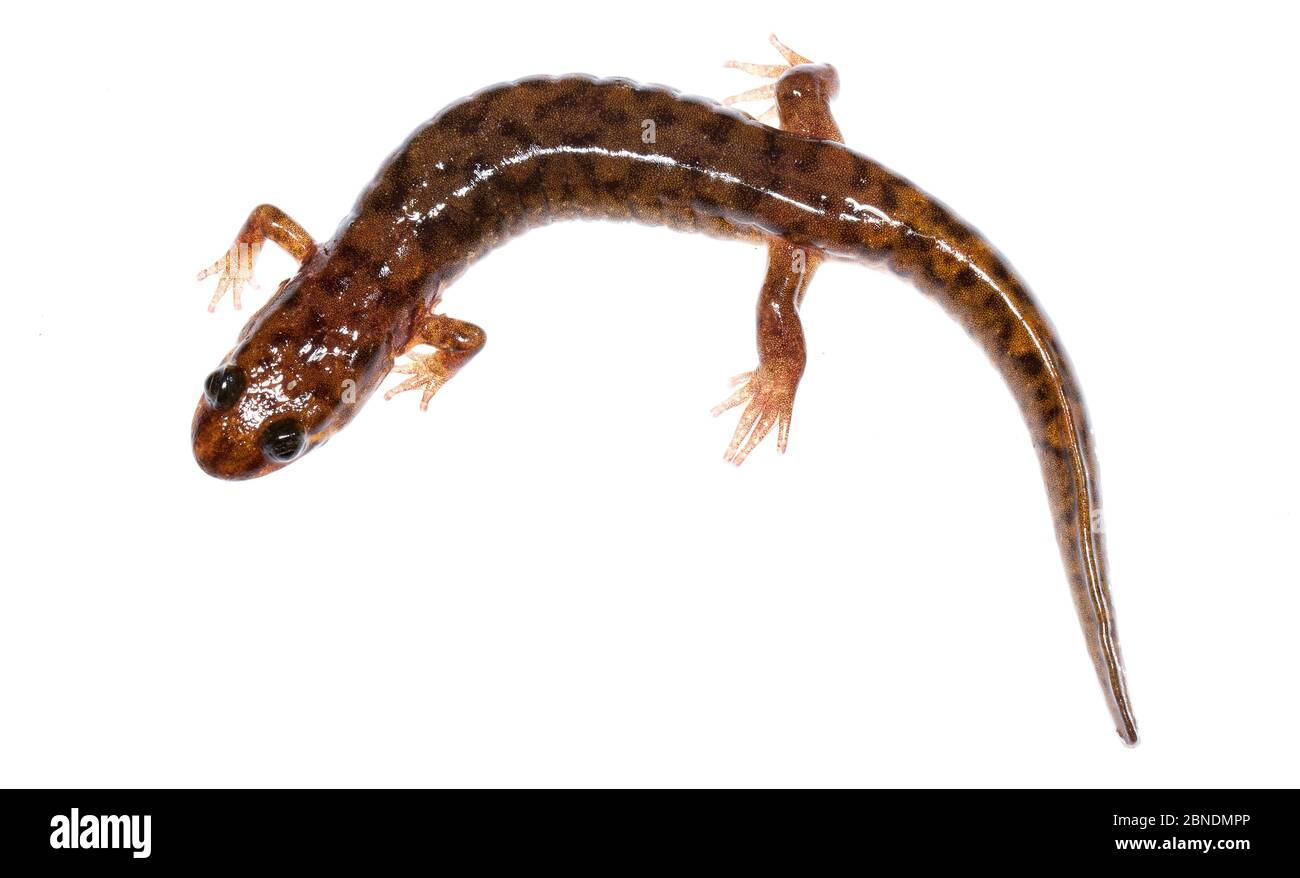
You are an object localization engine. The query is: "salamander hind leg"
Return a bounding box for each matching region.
[197,204,317,312]
[723,34,840,140]
[713,37,844,464]
[384,313,487,411]
[722,34,812,124]
[713,242,819,464]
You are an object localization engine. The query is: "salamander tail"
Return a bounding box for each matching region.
[878,213,1140,745]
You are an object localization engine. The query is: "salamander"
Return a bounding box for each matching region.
[192,36,1138,746]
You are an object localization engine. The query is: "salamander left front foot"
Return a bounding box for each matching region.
[712,361,802,465]
[385,352,456,411]
[384,314,487,411]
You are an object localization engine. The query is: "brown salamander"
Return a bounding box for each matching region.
[193,37,1138,745]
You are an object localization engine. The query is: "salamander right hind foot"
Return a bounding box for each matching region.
[722,34,813,123]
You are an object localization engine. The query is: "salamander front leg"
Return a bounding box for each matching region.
[197,204,317,312]
[713,241,820,464]
[384,313,487,411]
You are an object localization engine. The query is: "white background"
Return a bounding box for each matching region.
[3,1,1297,788]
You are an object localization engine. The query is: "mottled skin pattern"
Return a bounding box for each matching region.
[193,57,1137,745]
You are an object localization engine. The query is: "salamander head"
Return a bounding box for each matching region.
[192,282,391,479]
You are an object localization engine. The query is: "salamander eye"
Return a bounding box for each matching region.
[203,365,246,410]
[260,418,306,463]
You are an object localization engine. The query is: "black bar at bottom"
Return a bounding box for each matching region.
[0,789,1285,867]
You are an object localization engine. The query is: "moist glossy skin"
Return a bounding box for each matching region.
[193,54,1137,745]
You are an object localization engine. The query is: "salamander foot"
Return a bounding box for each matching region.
[723,34,813,124]
[384,352,455,411]
[711,363,800,465]
[384,313,487,411]
[197,242,262,312]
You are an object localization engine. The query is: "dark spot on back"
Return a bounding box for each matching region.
[451,103,490,136]
[598,105,629,127]
[698,115,732,145]
[568,128,601,148]
[497,118,536,147]
[878,182,898,211]
[1015,352,1045,377]
[953,265,980,292]
[852,155,876,185]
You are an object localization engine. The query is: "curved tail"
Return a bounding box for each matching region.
[867,197,1139,745]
